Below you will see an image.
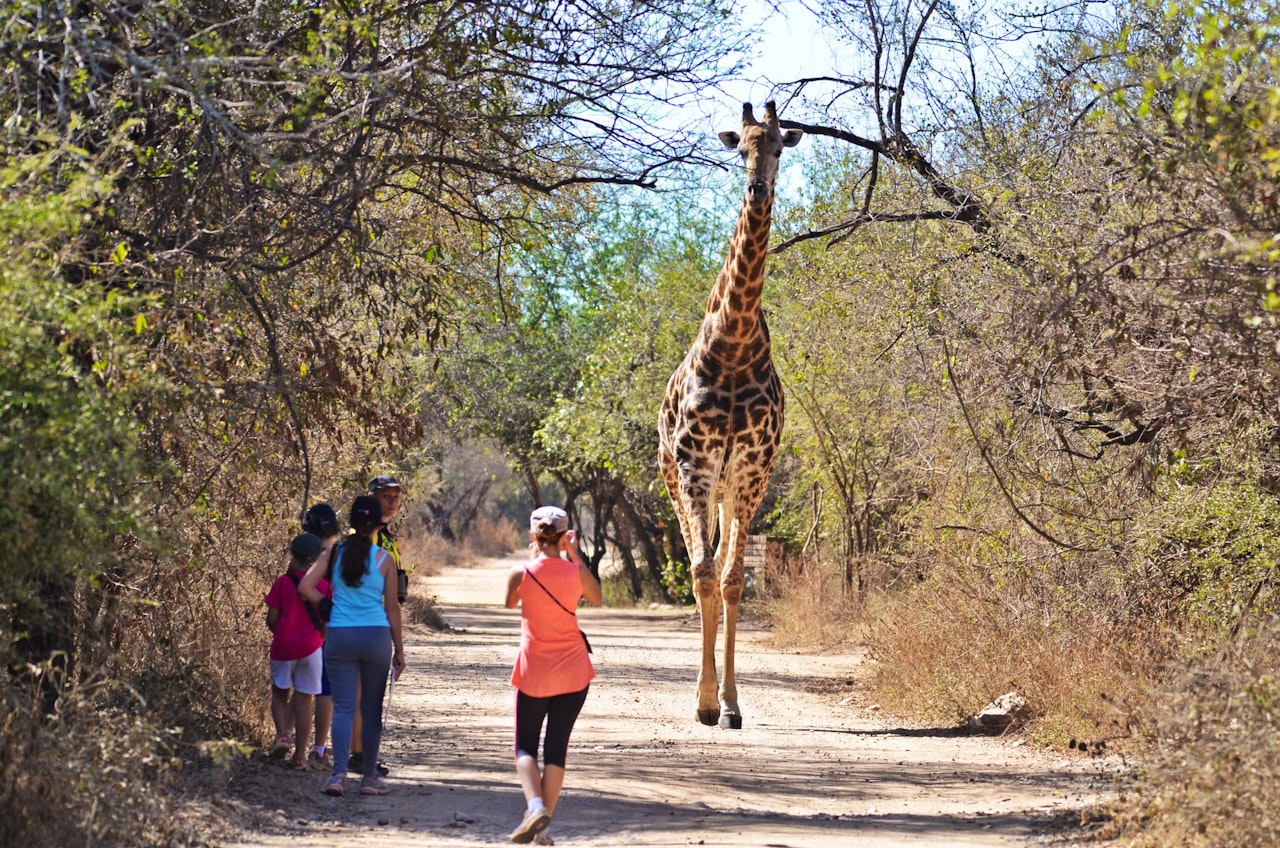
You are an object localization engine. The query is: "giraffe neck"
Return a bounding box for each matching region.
[697,195,774,366]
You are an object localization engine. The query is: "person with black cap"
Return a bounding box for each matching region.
[301,503,340,768]
[264,532,328,769]
[367,474,407,602]
[298,495,405,797]
[503,506,602,843]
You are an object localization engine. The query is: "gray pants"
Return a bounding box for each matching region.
[324,625,392,778]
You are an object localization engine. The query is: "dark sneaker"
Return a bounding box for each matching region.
[346,751,390,776]
[510,807,550,844]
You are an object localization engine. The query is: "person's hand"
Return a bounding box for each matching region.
[563,530,581,561]
[393,651,406,680]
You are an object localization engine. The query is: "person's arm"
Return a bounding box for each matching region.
[297,552,330,604]
[505,565,525,609]
[563,530,603,606]
[266,606,280,631]
[379,551,406,679]
[578,563,603,606]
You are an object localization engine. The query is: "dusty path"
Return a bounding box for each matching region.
[219,554,1117,847]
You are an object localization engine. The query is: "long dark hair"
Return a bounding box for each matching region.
[339,533,373,587]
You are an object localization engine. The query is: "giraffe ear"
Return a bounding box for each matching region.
[718,131,741,150]
[782,129,803,148]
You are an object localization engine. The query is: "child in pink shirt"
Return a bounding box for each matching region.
[264,532,328,768]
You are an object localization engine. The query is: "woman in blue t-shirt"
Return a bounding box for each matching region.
[299,495,405,797]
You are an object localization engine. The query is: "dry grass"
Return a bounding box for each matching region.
[398,516,517,579]
[464,515,521,558]
[399,530,473,577]
[759,539,1158,752]
[864,577,1151,746]
[0,661,191,848]
[1107,621,1280,847]
[760,554,865,651]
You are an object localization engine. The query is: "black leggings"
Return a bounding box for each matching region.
[515,686,589,769]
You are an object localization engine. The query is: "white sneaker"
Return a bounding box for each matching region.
[534,830,555,845]
[509,807,551,843]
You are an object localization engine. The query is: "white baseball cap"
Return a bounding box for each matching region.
[530,506,569,539]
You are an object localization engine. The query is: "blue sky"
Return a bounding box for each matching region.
[673,0,838,132]
[731,0,838,104]
[654,0,838,205]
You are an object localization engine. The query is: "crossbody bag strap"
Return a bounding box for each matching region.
[523,567,578,619]
[524,565,592,654]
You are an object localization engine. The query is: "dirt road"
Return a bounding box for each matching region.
[218,554,1117,847]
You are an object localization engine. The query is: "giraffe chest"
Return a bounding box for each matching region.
[662,360,783,471]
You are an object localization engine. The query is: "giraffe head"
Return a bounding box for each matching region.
[718,101,803,208]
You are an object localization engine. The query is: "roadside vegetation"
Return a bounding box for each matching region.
[1,1,1277,846]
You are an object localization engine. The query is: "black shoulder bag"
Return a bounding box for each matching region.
[290,544,338,634]
[287,568,327,634]
[523,567,592,654]
[318,543,338,622]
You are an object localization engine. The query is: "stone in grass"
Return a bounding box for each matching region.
[968,692,1030,734]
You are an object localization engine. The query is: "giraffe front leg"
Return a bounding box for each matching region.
[694,573,722,726]
[717,505,754,729]
[719,582,742,729]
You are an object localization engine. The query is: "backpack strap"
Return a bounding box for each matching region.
[287,571,326,633]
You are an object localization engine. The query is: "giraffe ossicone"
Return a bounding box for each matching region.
[657,100,802,728]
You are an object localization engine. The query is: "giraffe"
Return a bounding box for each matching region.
[658,101,802,728]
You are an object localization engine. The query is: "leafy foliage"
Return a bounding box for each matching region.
[0,146,156,655]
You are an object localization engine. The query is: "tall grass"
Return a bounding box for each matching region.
[760,552,864,649]
[864,575,1153,746]
[1112,621,1280,847]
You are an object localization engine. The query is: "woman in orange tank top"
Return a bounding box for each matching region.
[504,506,602,844]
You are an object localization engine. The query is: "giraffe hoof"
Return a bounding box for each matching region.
[696,708,720,726]
[719,713,743,730]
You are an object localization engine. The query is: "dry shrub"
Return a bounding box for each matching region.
[399,530,478,577]
[123,552,273,744]
[0,663,187,848]
[865,575,1149,743]
[761,551,864,650]
[1110,621,1280,847]
[402,580,450,631]
[0,508,326,846]
[464,515,521,559]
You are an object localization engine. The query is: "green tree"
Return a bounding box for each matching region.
[0,144,157,668]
